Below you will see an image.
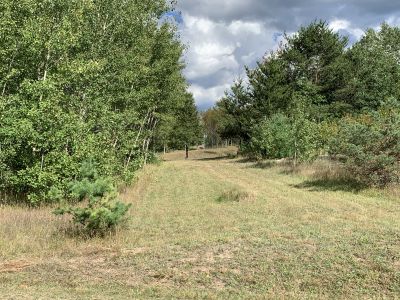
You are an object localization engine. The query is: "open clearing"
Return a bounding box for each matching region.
[1,148,399,299]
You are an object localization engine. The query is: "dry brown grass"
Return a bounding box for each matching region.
[0,206,67,259]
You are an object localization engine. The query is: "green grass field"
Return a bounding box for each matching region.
[1,148,399,299]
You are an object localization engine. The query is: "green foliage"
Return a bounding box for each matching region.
[330,100,400,187]
[342,24,400,111]
[0,0,199,204]
[215,21,350,159]
[249,112,319,162]
[166,93,203,150]
[246,20,349,122]
[289,96,320,163]
[251,114,294,159]
[215,21,400,186]
[54,160,131,234]
[202,108,227,148]
[217,79,254,142]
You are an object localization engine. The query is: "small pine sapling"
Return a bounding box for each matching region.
[54,160,131,235]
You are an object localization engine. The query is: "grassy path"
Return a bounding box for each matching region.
[1,149,399,299]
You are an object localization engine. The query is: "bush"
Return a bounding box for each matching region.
[249,113,320,162]
[54,160,131,235]
[329,99,400,187]
[251,113,294,159]
[291,113,320,163]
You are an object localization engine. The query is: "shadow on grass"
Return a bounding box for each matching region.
[240,159,292,170]
[203,150,220,154]
[252,161,284,169]
[234,157,258,164]
[292,178,366,193]
[195,156,234,162]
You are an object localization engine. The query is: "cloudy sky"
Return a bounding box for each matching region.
[172,0,400,110]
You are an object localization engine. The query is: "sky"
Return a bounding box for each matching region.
[171,0,400,110]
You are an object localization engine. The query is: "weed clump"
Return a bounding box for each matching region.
[216,189,249,203]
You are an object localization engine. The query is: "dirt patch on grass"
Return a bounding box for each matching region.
[0,260,36,273]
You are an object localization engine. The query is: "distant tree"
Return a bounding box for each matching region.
[342,24,400,111]
[168,93,202,150]
[202,108,224,148]
[215,21,395,166]
[217,79,254,143]
[248,20,349,119]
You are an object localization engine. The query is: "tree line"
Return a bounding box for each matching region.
[205,21,400,187]
[0,0,202,206]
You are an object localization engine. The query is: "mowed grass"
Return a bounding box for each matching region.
[1,148,399,299]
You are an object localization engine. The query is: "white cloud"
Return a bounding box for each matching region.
[228,20,263,35]
[182,14,240,82]
[184,14,216,34]
[177,0,400,110]
[188,83,231,108]
[386,16,400,27]
[179,13,277,108]
[329,19,364,39]
[194,42,235,57]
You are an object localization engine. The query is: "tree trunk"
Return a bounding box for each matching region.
[39,48,51,102]
[143,138,151,165]
[143,117,158,166]
[40,153,45,171]
[125,109,151,170]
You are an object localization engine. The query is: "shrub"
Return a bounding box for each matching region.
[329,99,400,187]
[291,113,320,163]
[251,113,294,159]
[249,113,320,163]
[54,160,131,235]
